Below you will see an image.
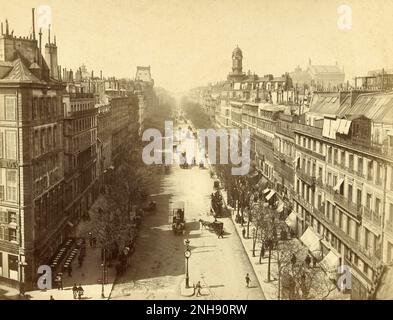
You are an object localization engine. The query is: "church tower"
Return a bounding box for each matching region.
[232,46,243,74]
[227,46,246,81]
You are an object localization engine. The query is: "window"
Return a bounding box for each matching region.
[349,154,354,171]
[8,211,16,224]
[5,131,17,160]
[375,198,381,215]
[358,157,363,175]
[8,255,18,280]
[8,228,16,242]
[0,132,3,159]
[366,193,372,210]
[5,96,16,121]
[341,150,345,166]
[6,169,17,202]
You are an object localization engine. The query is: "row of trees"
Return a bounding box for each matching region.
[91,90,174,270]
[214,163,338,300]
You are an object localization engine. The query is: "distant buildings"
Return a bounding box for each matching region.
[290,59,345,92]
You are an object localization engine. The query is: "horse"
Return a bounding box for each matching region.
[199,219,211,229]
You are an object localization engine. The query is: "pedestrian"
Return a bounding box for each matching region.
[72,283,78,299]
[88,232,93,247]
[305,255,311,268]
[92,237,97,248]
[50,295,55,300]
[58,273,63,290]
[218,230,224,239]
[78,254,83,268]
[68,264,73,277]
[291,253,297,266]
[195,281,202,297]
[312,256,317,268]
[242,228,246,239]
[245,273,251,287]
[77,284,84,300]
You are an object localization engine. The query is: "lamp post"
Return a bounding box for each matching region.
[18,256,27,297]
[252,227,257,257]
[184,239,191,288]
[101,248,106,298]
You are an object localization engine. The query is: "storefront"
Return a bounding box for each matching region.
[300,226,322,258]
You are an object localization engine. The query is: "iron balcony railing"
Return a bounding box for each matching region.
[362,206,382,228]
[334,193,362,219]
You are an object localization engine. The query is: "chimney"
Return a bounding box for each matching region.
[48,24,51,44]
[38,28,42,66]
[91,70,94,78]
[5,19,9,35]
[32,8,36,40]
[100,70,102,79]
[1,22,3,35]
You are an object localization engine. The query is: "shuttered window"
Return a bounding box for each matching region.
[5,130,17,160]
[5,96,16,121]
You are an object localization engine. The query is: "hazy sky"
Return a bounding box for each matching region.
[1,0,393,93]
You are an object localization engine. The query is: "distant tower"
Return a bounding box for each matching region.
[232,46,243,75]
[227,46,246,81]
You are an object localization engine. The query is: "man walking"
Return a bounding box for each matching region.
[195,281,202,297]
[77,284,84,300]
[245,273,251,287]
[72,283,78,299]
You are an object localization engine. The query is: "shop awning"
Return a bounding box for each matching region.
[266,190,276,201]
[277,202,284,213]
[320,250,340,274]
[263,188,270,194]
[285,211,297,229]
[333,178,344,191]
[300,227,321,254]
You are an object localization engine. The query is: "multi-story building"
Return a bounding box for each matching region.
[292,90,393,300]
[97,103,112,184]
[111,97,131,167]
[63,90,98,225]
[355,68,393,92]
[290,59,345,92]
[0,20,66,289]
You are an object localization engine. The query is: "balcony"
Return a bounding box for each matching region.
[276,125,293,138]
[296,144,325,161]
[296,168,316,188]
[334,193,362,219]
[293,193,313,213]
[293,123,323,137]
[362,206,382,229]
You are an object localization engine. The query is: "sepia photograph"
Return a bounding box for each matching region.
[0,0,392,307]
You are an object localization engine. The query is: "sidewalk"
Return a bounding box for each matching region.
[25,195,116,300]
[220,189,348,300]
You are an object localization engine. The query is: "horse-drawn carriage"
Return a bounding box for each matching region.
[171,201,185,235]
[199,219,224,235]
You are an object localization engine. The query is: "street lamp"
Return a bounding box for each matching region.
[101,248,106,298]
[18,256,27,297]
[184,239,191,288]
[252,227,257,257]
